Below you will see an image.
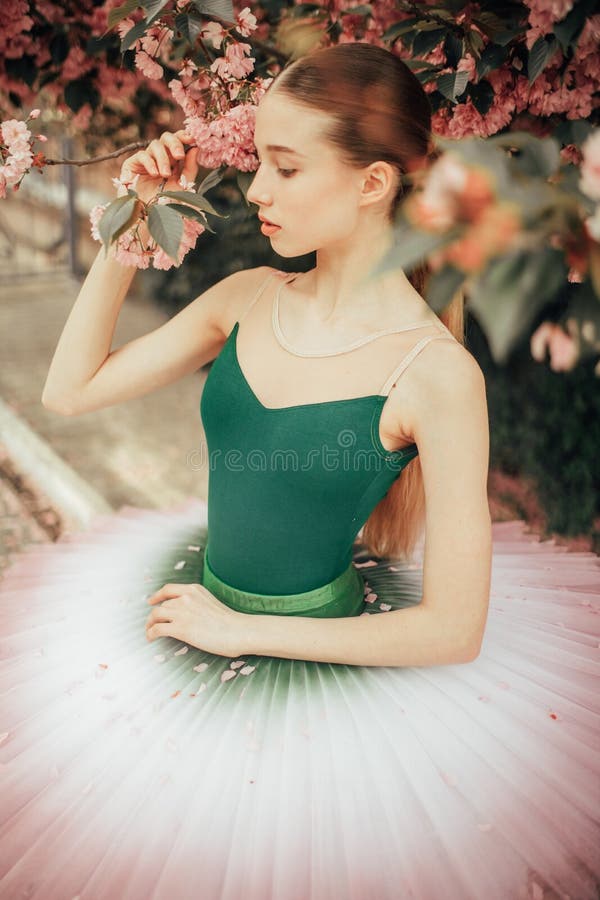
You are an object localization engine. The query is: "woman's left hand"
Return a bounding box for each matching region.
[145,582,247,658]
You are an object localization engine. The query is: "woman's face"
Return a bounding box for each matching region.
[246,90,365,258]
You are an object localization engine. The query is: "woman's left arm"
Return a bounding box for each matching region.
[242,344,493,667]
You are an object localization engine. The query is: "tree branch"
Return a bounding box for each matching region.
[42,141,149,167]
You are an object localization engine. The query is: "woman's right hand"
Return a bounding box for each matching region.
[119,129,200,206]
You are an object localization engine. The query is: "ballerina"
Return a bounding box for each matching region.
[1,42,599,900]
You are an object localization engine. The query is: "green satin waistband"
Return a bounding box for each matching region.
[202,546,366,618]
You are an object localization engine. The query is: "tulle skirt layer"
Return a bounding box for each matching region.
[0,497,599,900]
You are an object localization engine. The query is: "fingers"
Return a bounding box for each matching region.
[180,154,199,184]
[148,138,174,179]
[147,582,187,604]
[146,622,168,642]
[122,130,197,182]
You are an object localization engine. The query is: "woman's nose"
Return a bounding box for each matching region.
[246,165,271,207]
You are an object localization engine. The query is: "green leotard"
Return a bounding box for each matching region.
[200,269,454,614]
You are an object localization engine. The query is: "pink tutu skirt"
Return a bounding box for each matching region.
[1,497,599,899]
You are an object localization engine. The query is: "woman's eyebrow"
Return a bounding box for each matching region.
[256,142,307,157]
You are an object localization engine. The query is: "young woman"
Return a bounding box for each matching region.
[2,43,599,900]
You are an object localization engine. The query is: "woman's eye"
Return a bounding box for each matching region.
[278,168,296,178]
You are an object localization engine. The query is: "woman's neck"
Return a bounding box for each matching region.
[311,223,410,323]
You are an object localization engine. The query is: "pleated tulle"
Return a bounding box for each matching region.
[0,496,599,900]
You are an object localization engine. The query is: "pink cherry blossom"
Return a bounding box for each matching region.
[523,0,574,49]
[201,22,227,50]
[179,58,198,80]
[89,202,110,241]
[0,118,33,190]
[116,17,137,44]
[456,54,477,82]
[1,119,29,143]
[560,144,582,165]
[140,25,170,57]
[409,153,469,229]
[236,7,258,37]
[530,321,579,371]
[184,102,258,172]
[168,78,207,119]
[210,41,254,81]
[135,50,164,80]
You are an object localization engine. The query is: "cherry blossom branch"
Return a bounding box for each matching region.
[40,141,150,167]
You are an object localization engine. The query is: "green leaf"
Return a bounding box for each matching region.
[107,0,141,29]
[192,0,235,20]
[382,17,420,42]
[475,42,507,78]
[413,70,444,87]
[466,79,495,116]
[443,32,463,68]
[487,132,561,179]
[236,171,255,206]
[425,264,466,315]
[412,28,447,57]
[165,203,216,234]
[147,204,184,262]
[553,119,593,149]
[342,4,373,15]
[402,59,440,71]
[553,0,596,52]
[493,25,526,47]
[436,70,470,102]
[472,11,510,40]
[467,247,569,365]
[159,190,229,219]
[368,218,464,282]
[197,166,227,196]
[98,196,139,253]
[144,0,170,27]
[465,28,485,58]
[174,11,206,45]
[528,35,558,84]
[120,18,148,52]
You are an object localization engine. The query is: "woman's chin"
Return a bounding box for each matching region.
[272,238,317,259]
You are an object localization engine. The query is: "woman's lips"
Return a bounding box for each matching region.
[260,221,281,236]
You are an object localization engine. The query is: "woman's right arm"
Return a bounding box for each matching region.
[41,256,269,416]
[41,129,265,416]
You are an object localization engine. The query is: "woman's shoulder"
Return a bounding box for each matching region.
[383,333,484,449]
[216,266,285,336]
[212,266,285,335]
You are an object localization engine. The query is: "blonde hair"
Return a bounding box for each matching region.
[362,265,466,560]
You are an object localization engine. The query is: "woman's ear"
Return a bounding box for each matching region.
[359,160,398,209]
